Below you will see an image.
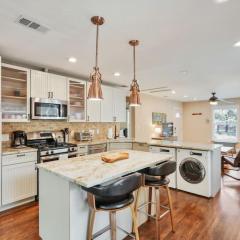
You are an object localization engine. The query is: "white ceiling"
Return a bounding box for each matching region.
[0,0,240,102]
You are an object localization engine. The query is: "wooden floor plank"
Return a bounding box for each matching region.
[0,177,239,240]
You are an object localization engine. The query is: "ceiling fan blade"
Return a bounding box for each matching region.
[219,99,234,104]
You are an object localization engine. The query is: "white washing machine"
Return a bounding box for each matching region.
[177,149,211,197]
[149,146,177,188]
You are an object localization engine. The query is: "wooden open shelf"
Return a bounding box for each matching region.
[2,95,27,100]
[70,105,84,108]
[2,76,27,82]
[70,96,84,100]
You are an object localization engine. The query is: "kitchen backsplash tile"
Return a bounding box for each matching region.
[2,121,120,147]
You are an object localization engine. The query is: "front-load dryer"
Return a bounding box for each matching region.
[177,149,211,197]
[149,146,177,188]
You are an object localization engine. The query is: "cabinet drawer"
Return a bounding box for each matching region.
[2,161,37,205]
[2,152,37,166]
[78,145,88,154]
[109,142,133,150]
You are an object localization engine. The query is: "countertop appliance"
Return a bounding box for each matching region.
[26,131,78,163]
[149,146,177,188]
[12,130,27,148]
[31,98,68,120]
[162,122,174,137]
[177,149,211,197]
[74,131,92,141]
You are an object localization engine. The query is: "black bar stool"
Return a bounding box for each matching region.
[83,173,142,240]
[135,161,176,240]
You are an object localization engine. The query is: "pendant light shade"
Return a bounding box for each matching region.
[209,92,218,105]
[87,16,104,101]
[129,40,141,107]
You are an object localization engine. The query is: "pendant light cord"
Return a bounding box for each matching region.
[95,24,99,68]
[133,45,136,80]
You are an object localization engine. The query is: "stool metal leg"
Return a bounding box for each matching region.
[87,208,95,240]
[155,187,161,240]
[109,211,117,240]
[166,185,175,233]
[148,187,153,221]
[131,204,140,240]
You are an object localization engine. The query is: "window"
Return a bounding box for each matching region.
[212,106,238,143]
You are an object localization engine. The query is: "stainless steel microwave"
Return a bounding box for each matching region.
[31,98,68,120]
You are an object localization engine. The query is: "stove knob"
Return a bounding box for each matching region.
[71,147,74,152]
[51,150,54,154]
[46,151,49,155]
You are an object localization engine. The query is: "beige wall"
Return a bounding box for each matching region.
[183,98,240,143]
[183,101,212,143]
[134,94,183,141]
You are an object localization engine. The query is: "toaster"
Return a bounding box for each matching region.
[74,131,92,141]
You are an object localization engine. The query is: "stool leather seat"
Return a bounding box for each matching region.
[96,194,134,210]
[145,175,170,186]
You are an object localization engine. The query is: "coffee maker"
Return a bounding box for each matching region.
[12,131,27,148]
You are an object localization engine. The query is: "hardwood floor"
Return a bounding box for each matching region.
[0,177,239,240]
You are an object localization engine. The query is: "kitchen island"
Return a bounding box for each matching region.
[38,150,172,240]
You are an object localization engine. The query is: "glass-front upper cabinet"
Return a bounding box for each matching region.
[68,78,86,122]
[1,64,30,122]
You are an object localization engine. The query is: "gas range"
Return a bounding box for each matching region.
[26,131,78,163]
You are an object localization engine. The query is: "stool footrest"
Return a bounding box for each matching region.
[117,226,136,239]
[92,225,110,239]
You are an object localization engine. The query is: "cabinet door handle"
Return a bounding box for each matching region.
[51,92,54,98]
[48,92,50,98]
[17,154,25,157]
[87,116,90,122]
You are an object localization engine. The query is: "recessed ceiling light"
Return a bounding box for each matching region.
[114,72,120,77]
[171,90,176,94]
[214,0,229,4]
[68,57,77,63]
[183,95,188,98]
[234,41,240,47]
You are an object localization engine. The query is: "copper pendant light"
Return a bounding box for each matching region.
[87,16,104,100]
[129,40,141,107]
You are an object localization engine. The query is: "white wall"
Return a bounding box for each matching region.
[134,94,183,141]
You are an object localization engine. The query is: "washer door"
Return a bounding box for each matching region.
[179,157,206,184]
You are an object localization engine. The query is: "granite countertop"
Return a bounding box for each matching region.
[2,146,38,156]
[149,140,222,151]
[38,150,172,188]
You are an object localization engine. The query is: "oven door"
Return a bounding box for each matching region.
[31,98,68,120]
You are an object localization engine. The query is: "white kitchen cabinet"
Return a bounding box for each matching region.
[101,85,114,122]
[2,152,37,205]
[86,83,101,122]
[30,70,49,98]
[48,73,67,100]
[113,88,127,122]
[31,70,67,101]
[1,64,30,122]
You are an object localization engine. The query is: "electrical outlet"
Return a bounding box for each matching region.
[1,134,10,142]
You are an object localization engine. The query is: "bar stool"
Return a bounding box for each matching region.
[135,161,176,240]
[83,173,142,240]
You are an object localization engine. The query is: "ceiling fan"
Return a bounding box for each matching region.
[209,92,234,105]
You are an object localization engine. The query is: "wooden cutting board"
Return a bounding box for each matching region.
[101,152,129,163]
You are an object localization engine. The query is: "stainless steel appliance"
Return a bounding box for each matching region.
[31,98,68,120]
[26,131,78,163]
[74,131,92,141]
[11,130,27,148]
[88,143,107,154]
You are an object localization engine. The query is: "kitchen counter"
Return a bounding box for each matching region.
[149,140,222,151]
[38,150,172,188]
[38,150,172,240]
[2,146,38,156]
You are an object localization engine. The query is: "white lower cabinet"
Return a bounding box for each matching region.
[2,152,37,205]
